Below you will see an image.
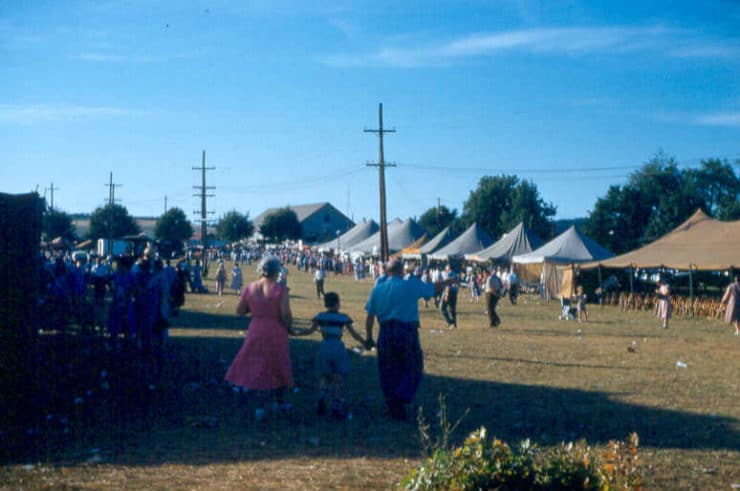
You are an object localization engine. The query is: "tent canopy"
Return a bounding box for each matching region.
[465,222,543,263]
[402,225,458,257]
[581,209,740,271]
[513,225,613,265]
[315,219,379,251]
[429,223,493,260]
[348,218,427,255]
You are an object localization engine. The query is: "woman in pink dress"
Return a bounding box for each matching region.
[655,278,672,330]
[225,255,294,420]
[720,275,740,336]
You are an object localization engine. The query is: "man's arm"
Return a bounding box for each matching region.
[364,313,376,349]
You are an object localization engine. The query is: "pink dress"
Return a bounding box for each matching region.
[723,282,740,323]
[224,282,293,390]
[656,284,672,320]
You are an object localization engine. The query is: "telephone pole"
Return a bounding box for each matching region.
[365,103,396,262]
[164,195,168,214]
[45,182,59,211]
[104,172,121,256]
[193,149,215,257]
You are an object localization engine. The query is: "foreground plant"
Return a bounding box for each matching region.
[402,397,641,490]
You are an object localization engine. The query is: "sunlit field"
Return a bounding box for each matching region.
[2,262,738,490]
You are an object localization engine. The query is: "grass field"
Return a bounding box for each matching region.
[2,262,739,490]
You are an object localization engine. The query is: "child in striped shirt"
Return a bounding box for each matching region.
[293,292,366,418]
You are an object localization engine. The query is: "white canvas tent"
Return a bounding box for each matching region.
[402,225,458,259]
[465,222,543,263]
[429,223,493,261]
[512,225,613,299]
[315,219,379,252]
[348,218,427,255]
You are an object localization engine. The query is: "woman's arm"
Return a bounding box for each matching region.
[279,287,293,331]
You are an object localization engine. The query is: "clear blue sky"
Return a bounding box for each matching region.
[2,1,739,226]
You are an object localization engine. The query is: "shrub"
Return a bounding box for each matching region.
[401,398,641,490]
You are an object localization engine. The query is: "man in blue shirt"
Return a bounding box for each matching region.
[364,258,455,419]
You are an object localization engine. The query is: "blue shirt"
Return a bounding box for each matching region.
[365,275,435,323]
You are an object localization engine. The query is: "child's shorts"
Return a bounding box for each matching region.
[316,338,350,376]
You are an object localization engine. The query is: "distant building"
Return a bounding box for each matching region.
[252,202,354,243]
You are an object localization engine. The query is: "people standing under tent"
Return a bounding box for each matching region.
[215,261,227,297]
[575,285,589,323]
[231,262,243,295]
[292,292,367,419]
[364,258,456,420]
[439,264,459,329]
[484,268,503,328]
[225,256,294,422]
[655,277,672,330]
[507,269,520,305]
[720,275,740,336]
[314,263,327,299]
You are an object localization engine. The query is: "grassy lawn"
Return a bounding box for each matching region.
[2,262,739,490]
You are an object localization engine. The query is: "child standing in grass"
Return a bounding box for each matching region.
[575,285,589,323]
[293,292,366,418]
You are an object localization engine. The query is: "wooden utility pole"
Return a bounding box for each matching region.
[193,150,215,260]
[365,103,396,261]
[45,182,59,211]
[164,195,168,214]
[104,172,121,256]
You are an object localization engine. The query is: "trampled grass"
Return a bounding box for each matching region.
[2,263,738,490]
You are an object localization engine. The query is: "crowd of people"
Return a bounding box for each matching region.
[37,242,740,425]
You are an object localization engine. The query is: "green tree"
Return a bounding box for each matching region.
[461,175,555,241]
[42,208,77,242]
[215,210,254,242]
[684,158,740,218]
[584,153,740,254]
[417,205,459,237]
[259,207,301,243]
[86,204,141,240]
[155,207,194,244]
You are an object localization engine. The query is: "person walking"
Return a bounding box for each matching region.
[292,292,367,418]
[655,278,672,329]
[439,264,458,328]
[314,264,327,299]
[484,269,503,327]
[364,258,455,420]
[215,261,227,296]
[225,256,294,421]
[230,262,243,295]
[720,275,740,336]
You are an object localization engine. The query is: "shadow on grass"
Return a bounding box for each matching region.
[3,307,738,467]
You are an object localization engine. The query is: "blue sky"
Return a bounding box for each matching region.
[2,1,739,226]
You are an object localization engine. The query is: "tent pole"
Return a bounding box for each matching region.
[597,265,603,308]
[688,263,694,318]
[629,265,634,308]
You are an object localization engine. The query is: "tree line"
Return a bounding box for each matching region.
[42,154,738,255]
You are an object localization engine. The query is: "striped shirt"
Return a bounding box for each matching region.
[312,311,353,339]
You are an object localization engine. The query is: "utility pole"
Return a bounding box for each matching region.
[45,182,59,211]
[164,195,168,214]
[437,197,441,231]
[104,172,121,257]
[365,103,396,262]
[193,150,215,266]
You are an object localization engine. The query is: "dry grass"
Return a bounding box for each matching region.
[2,262,739,490]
